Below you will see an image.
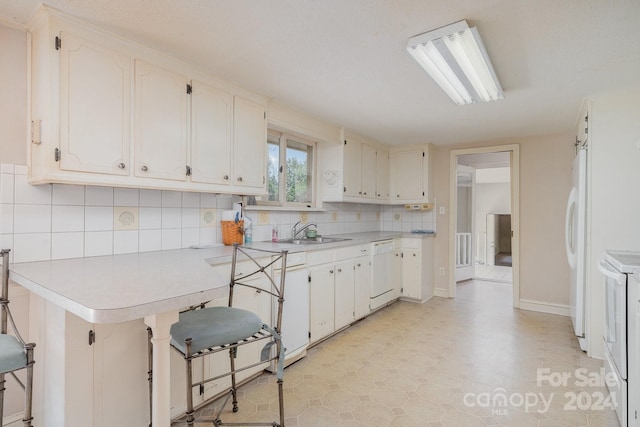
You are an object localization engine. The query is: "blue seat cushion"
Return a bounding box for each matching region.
[170,307,264,355]
[0,334,27,375]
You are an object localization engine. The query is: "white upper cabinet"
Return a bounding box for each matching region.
[232,96,266,189]
[134,60,189,181]
[190,81,233,185]
[28,7,267,195]
[376,149,390,200]
[361,143,377,199]
[343,138,362,197]
[318,132,390,204]
[59,31,131,176]
[390,143,433,204]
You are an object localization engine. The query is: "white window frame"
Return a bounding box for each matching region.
[262,129,316,208]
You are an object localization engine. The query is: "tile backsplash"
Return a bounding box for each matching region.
[0,163,435,263]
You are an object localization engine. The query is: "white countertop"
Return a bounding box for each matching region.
[9,231,432,324]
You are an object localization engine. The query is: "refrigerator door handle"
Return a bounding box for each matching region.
[565,187,577,268]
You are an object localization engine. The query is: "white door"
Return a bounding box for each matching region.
[361,144,377,199]
[486,213,499,266]
[334,259,355,330]
[392,149,423,201]
[456,165,475,281]
[376,150,390,200]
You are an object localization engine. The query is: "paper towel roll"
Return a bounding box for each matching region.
[222,210,236,221]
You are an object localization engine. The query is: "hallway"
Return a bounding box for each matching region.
[184,281,618,426]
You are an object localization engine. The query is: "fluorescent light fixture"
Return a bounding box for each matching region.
[407,20,503,105]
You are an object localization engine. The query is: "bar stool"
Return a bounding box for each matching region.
[150,245,289,426]
[0,250,35,427]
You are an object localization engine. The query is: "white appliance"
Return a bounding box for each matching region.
[272,252,308,369]
[370,240,395,310]
[598,250,640,427]
[566,147,588,351]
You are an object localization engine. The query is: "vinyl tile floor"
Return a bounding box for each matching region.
[179,280,619,427]
[475,264,513,283]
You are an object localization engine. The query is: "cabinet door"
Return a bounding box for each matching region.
[354,256,372,320]
[392,150,424,201]
[93,320,149,427]
[190,81,233,185]
[134,60,188,181]
[402,249,421,300]
[376,150,390,200]
[309,265,335,343]
[59,32,130,175]
[343,139,362,197]
[233,96,266,189]
[334,259,355,330]
[361,144,377,199]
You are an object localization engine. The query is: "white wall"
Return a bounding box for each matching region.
[432,132,575,308]
[0,24,27,165]
[587,84,640,359]
[475,182,511,263]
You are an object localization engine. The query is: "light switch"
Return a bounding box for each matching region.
[439,206,446,215]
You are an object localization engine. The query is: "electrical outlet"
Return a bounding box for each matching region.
[300,212,309,223]
[439,267,445,276]
[439,206,446,215]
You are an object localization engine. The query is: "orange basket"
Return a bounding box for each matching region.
[221,220,244,245]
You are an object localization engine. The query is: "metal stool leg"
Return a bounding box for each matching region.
[0,372,5,424]
[23,343,35,427]
[147,327,153,427]
[229,347,239,413]
[184,338,195,426]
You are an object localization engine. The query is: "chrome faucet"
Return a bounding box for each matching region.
[292,221,317,239]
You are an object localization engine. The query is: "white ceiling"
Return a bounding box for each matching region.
[2,0,640,147]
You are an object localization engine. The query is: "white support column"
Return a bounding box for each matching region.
[144,310,179,427]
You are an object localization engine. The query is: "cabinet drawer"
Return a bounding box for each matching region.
[401,237,421,250]
[334,246,355,261]
[353,244,370,257]
[307,249,334,266]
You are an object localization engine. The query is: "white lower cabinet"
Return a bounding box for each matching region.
[60,311,150,427]
[334,259,356,330]
[308,245,373,343]
[354,255,372,320]
[309,264,336,343]
[399,237,434,303]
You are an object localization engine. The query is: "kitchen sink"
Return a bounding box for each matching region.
[276,236,352,245]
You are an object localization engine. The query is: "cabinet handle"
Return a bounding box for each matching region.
[337,268,342,273]
[329,270,334,274]
[396,194,400,198]
[118,163,126,169]
[141,165,148,172]
[237,177,243,182]
[357,263,361,267]
[223,175,229,180]
[358,191,362,195]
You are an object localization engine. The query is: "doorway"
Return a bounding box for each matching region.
[448,145,520,308]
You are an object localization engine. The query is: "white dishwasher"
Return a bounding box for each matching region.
[271,252,308,369]
[371,240,395,310]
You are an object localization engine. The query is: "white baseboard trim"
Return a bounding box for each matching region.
[3,412,24,427]
[433,288,449,298]
[519,299,570,316]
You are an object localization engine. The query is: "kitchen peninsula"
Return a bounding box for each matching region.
[8,231,428,426]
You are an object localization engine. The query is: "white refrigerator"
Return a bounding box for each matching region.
[565,147,587,351]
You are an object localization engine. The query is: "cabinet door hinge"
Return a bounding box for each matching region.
[308,331,311,339]
[422,191,425,196]
[264,111,266,120]
[308,275,311,283]
[344,140,347,145]
[55,36,61,50]
[401,252,404,258]
[401,287,404,294]
[343,186,347,193]
[186,165,192,176]
[186,84,192,94]
[199,384,204,395]
[54,147,61,162]
[88,329,95,345]
[422,151,425,157]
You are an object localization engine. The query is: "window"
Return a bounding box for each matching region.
[265,130,315,207]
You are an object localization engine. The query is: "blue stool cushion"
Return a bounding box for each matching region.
[0,334,27,375]
[170,307,264,355]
